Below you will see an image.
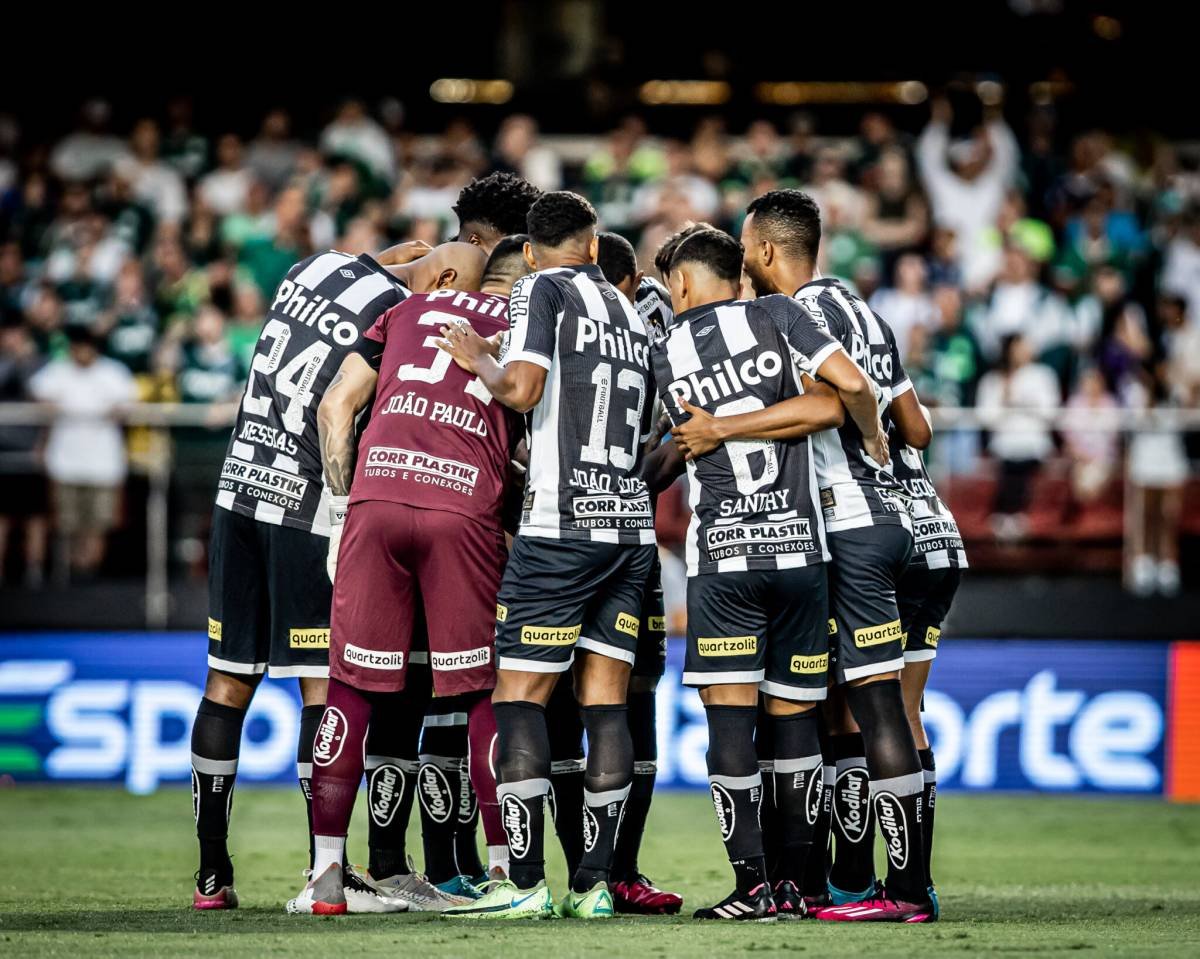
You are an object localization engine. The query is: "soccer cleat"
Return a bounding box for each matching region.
[343,864,407,913]
[827,878,876,905]
[441,878,555,919]
[286,863,347,915]
[812,891,935,923]
[358,856,463,911]
[559,882,615,919]
[927,885,940,921]
[436,874,483,902]
[612,874,683,915]
[693,883,777,922]
[801,890,834,916]
[193,869,238,910]
[772,880,806,920]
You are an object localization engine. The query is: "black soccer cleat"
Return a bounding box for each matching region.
[692,883,777,922]
[772,880,806,920]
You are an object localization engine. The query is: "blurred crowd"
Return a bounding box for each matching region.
[1,95,1199,590]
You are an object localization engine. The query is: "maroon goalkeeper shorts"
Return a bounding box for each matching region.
[330,500,505,696]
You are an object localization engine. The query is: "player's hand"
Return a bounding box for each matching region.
[670,398,725,461]
[862,423,890,467]
[485,329,507,358]
[437,321,488,373]
[326,495,348,583]
[374,240,433,266]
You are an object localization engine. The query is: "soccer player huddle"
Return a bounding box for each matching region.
[189,170,966,925]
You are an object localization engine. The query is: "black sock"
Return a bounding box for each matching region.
[828,732,875,896]
[297,704,323,871]
[573,704,633,893]
[494,701,551,890]
[191,698,246,887]
[418,723,465,883]
[546,679,585,876]
[454,747,485,879]
[772,710,822,886]
[920,747,936,888]
[755,707,781,882]
[802,719,835,898]
[846,680,927,903]
[705,705,766,895]
[611,690,656,882]
[365,691,423,879]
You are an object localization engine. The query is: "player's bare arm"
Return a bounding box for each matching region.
[316,353,379,497]
[669,379,844,461]
[436,323,547,413]
[890,386,933,450]
[373,239,433,266]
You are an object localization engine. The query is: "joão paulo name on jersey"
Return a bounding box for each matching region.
[350,290,520,531]
[890,434,968,570]
[501,263,656,544]
[793,277,912,534]
[651,294,837,576]
[216,251,408,535]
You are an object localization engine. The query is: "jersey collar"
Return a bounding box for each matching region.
[672,298,738,330]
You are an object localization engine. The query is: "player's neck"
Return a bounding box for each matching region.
[776,260,815,296]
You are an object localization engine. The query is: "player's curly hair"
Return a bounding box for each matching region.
[669,228,744,283]
[653,221,716,280]
[745,189,821,262]
[526,191,597,247]
[453,172,543,237]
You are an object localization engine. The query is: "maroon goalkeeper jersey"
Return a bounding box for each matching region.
[350,290,520,530]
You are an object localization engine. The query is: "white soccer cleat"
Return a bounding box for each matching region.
[286,863,347,916]
[357,856,465,911]
[344,863,408,913]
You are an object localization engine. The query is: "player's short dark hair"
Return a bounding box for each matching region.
[746,189,822,262]
[453,173,542,237]
[597,232,637,287]
[482,234,529,284]
[526,191,597,248]
[669,228,744,283]
[653,221,715,279]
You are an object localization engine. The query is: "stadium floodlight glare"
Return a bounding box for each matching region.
[638,81,731,105]
[429,79,514,104]
[754,81,928,105]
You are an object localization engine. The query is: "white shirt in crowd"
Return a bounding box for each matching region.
[978,281,1075,359]
[976,362,1061,462]
[198,167,254,216]
[869,287,938,359]
[29,356,137,486]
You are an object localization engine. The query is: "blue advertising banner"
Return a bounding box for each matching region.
[0,634,1170,795]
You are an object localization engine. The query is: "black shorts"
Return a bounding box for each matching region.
[633,551,667,680]
[495,536,656,674]
[683,564,829,702]
[826,525,913,684]
[897,565,962,663]
[207,506,332,679]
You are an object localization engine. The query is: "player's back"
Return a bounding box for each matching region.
[506,263,656,544]
[652,296,826,576]
[352,290,519,530]
[794,276,910,532]
[218,250,406,534]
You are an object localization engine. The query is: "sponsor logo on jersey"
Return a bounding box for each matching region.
[717,489,791,518]
[667,350,784,408]
[571,494,653,520]
[342,644,404,670]
[848,332,894,384]
[207,619,222,641]
[368,764,404,827]
[705,517,812,561]
[805,766,824,826]
[819,487,837,511]
[575,315,650,368]
[789,652,829,675]
[710,783,736,841]
[926,626,941,649]
[582,805,599,852]
[495,604,508,623]
[874,791,908,870]
[854,619,903,649]
[834,768,870,843]
[696,636,758,657]
[430,647,492,671]
[364,447,479,490]
[418,763,454,824]
[696,324,716,338]
[501,794,532,858]
[271,278,366,346]
[520,625,582,646]
[220,457,308,508]
[288,628,329,649]
[313,707,347,767]
[648,615,666,633]
[614,613,640,638]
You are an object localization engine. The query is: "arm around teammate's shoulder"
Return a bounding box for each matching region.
[812,349,889,466]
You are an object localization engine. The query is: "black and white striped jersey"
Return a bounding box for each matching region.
[216,250,408,535]
[501,263,656,544]
[793,277,912,534]
[889,435,968,570]
[634,276,673,344]
[651,294,839,576]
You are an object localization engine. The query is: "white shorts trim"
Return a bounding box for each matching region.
[903,650,937,663]
[758,680,828,702]
[841,655,905,683]
[207,655,266,676]
[682,669,765,687]
[498,655,573,674]
[575,635,636,666]
[268,664,330,679]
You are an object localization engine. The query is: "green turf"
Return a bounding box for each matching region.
[2,788,1199,957]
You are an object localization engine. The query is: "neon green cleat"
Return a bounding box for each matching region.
[559,882,615,919]
[441,879,554,919]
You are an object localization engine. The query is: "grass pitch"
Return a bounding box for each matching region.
[1,787,1198,957]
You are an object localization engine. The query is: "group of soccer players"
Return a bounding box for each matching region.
[189,167,966,924]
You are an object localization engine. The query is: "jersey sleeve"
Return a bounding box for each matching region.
[501,272,561,370]
[882,321,913,399]
[762,295,843,377]
[352,302,399,370]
